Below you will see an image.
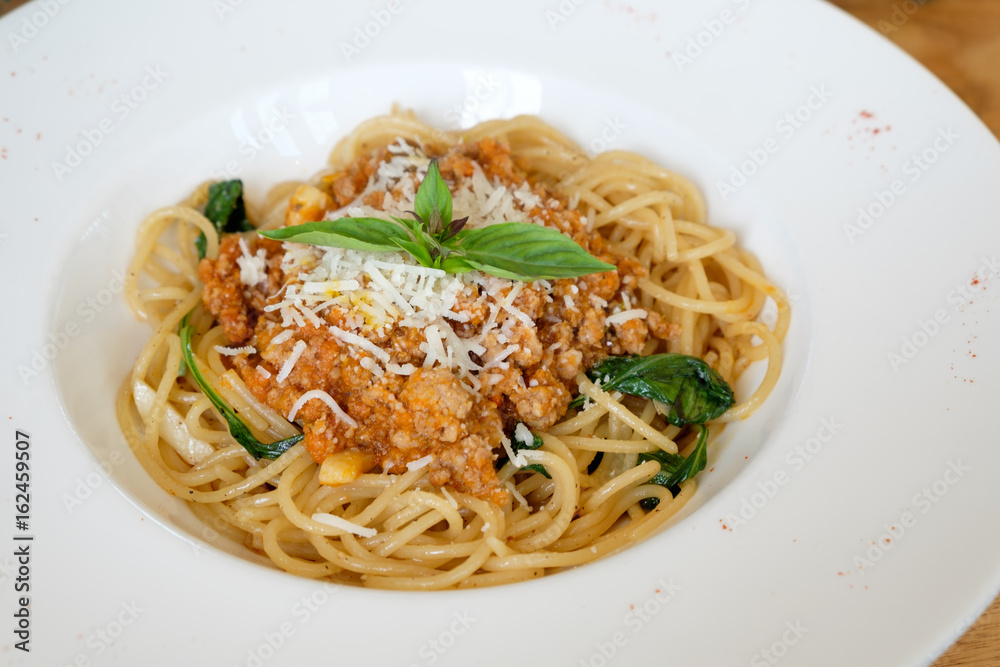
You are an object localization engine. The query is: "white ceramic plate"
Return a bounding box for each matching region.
[3,0,999,665]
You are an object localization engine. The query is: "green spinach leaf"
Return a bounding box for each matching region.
[179,313,302,459]
[574,354,734,426]
[638,424,709,509]
[196,179,255,259]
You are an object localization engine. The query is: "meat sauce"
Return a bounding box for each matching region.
[198,138,679,504]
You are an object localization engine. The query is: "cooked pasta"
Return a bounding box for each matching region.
[117,110,789,589]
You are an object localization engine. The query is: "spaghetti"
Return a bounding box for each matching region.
[117,111,789,589]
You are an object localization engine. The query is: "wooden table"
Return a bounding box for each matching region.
[2,0,998,663]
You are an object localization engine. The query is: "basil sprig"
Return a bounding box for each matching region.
[571,354,735,426]
[179,313,303,459]
[638,424,709,509]
[259,158,615,282]
[196,180,255,260]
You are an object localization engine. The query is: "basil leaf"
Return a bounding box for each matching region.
[509,424,549,477]
[439,254,474,274]
[414,158,452,233]
[494,424,549,478]
[392,215,424,236]
[442,215,469,241]
[451,222,615,280]
[638,424,709,509]
[258,217,411,253]
[391,237,435,268]
[521,463,552,479]
[512,428,544,452]
[197,179,254,259]
[578,354,734,426]
[249,165,615,282]
[179,313,302,459]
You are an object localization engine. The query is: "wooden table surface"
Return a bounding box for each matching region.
[2,0,998,663]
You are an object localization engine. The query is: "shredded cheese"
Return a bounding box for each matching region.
[406,455,434,471]
[270,329,294,346]
[500,433,526,468]
[237,238,268,286]
[287,389,358,427]
[504,480,530,509]
[276,340,307,383]
[311,512,377,538]
[605,308,648,326]
[213,345,255,356]
[440,487,459,509]
[330,325,390,363]
[514,422,535,448]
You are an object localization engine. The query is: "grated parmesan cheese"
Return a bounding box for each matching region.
[406,455,434,471]
[214,345,255,356]
[270,329,294,346]
[287,389,358,427]
[514,423,535,449]
[605,309,648,326]
[276,340,307,383]
[500,433,526,468]
[237,237,268,286]
[359,356,384,378]
[311,512,377,538]
[330,325,390,363]
[440,487,459,509]
[504,480,529,508]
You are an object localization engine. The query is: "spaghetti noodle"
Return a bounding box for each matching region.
[117,110,789,589]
